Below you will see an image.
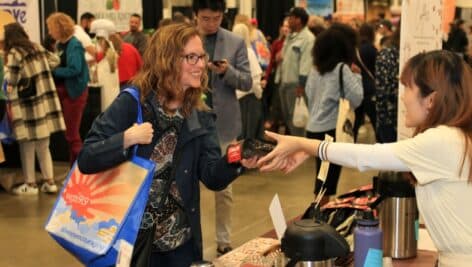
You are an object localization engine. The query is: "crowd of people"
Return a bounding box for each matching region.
[1,0,471,266]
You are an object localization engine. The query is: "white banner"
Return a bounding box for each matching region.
[397,0,443,140]
[0,0,40,43]
[77,0,143,32]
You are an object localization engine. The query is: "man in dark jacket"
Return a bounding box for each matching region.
[193,0,252,256]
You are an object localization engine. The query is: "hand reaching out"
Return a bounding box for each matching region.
[123,122,154,149]
[277,151,311,173]
[257,131,319,173]
[241,156,259,169]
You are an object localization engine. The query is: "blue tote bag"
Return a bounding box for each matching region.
[0,80,14,144]
[45,88,155,266]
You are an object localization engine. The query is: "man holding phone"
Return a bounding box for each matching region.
[193,0,252,256]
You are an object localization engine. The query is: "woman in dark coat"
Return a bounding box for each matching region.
[77,23,257,267]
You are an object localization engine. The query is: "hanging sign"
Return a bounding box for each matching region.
[77,0,143,32]
[397,0,443,140]
[0,0,40,43]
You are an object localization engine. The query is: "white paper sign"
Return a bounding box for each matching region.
[269,194,287,241]
[116,239,133,267]
[77,0,143,32]
[0,0,40,43]
[317,134,334,182]
[397,0,443,140]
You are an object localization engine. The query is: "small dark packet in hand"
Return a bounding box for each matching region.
[227,139,275,163]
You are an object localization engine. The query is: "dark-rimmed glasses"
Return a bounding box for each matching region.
[181,53,208,65]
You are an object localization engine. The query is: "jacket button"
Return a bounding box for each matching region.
[184,169,188,174]
[191,208,195,212]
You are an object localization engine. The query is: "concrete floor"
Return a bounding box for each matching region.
[0,124,376,267]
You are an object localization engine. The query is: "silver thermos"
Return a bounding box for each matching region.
[376,172,418,259]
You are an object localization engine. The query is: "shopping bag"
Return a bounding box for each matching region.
[45,87,155,267]
[335,64,355,143]
[0,81,14,144]
[0,108,13,143]
[292,96,309,128]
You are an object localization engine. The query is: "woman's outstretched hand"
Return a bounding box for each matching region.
[241,157,259,169]
[257,131,315,173]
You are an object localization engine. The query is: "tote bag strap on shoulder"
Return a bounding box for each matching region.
[121,87,143,155]
[356,49,375,81]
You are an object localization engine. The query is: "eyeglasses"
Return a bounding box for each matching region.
[181,53,208,65]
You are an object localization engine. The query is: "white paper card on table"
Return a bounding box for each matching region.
[317,134,334,182]
[116,239,133,267]
[269,194,287,241]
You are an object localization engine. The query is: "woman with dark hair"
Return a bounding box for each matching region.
[353,23,378,141]
[4,22,65,195]
[304,23,363,204]
[259,50,472,267]
[446,19,468,58]
[375,25,400,143]
[77,23,257,266]
[47,12,89,165]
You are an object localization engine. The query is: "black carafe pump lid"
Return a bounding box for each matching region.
[281,219,349,262]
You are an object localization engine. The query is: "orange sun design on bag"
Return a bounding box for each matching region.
[62,167,132,220]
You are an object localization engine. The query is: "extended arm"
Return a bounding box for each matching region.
[258,131,408,173]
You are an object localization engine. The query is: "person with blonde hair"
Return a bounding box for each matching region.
[232,23,263,140]
[47,12,89,165]
[234,14,271,69]
[259,50,472,267]
[307,15,326,36]
[77,23,258,266]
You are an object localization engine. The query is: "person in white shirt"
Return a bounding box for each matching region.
[74,24,96,86]
[89,19,119,111]
[74,25,95,60]
[258,50,472,267]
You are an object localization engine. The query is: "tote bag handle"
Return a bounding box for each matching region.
[122,87,143,156]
